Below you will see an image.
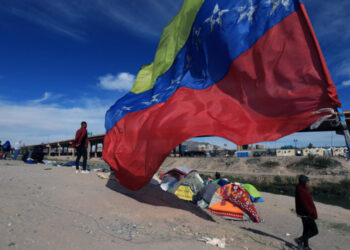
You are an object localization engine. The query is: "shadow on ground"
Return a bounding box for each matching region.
[106,178,215,222]
[241,227,297,249]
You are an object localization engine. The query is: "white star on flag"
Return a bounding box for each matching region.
[192,27,202,51]
[185,55,193,71]
[167,75,182,90]
[266,0,290,16]
[122,106,133,111]
[237,0,257,24]
[142,101,152,106]
[204,4,230,32]
[151,94,160,103]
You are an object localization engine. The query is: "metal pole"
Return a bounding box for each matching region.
[337,108,350,160]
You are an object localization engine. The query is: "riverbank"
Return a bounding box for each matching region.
[0,160,349,249]
[48,155,350,208]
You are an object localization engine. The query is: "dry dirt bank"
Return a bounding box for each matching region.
[0,160,349,249]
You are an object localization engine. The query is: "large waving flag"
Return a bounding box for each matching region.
[103,0,341,190]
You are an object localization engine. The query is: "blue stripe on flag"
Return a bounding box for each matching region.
[106,0,301,132]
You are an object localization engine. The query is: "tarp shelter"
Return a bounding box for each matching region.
[209,200,250,221]
[162,166,196,181]
[168,172,204,201]
[242,184,263,202]
[174,185,195,201]
[194,182,221,204]
[208,191,249,221]
[218,184,261,222]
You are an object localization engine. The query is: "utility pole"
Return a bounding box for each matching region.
[337,108,350,161]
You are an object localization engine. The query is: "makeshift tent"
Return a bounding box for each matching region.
[208,192,249,221]
[217,179,230,187]
[174,185,195,201]
[218,184,261,222]
[194,182,221,204]
[242,184,261,201]
[161,166,196,181]
[168,172,204,201]
[209,200,250,221]
[160,166,198,191]
[160,176,178,191]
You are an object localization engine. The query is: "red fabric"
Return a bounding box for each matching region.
[218,184,261,222]
[103,9,340,190]
[295,184,318,219]
[72,127,88,148]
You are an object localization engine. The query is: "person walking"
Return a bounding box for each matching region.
[72,121,89,174]
[294,175,318,250]
[13,140,22,160]
[1,140,11,159]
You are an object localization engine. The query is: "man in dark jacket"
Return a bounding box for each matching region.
[72,121,88,174]
[294,175,318,250]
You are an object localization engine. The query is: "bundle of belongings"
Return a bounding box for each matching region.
[22,145,45,164]
[159,167,263,223]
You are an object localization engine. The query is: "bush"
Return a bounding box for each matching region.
[260,160,280,168]
[246,158,261,165]
[287,155,340,170]
[274,175,282,184]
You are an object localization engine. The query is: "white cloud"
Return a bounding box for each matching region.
[0,99,107,145]
[3,1,87,41]
[97,0,183,39]
[98,72,135,91]
[1,0,183,40]
[342,80,350,87]
[31,92,52,103]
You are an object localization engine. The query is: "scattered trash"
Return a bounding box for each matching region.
[197,200,208,208]
[43,160,57,165]
[44,168,52,170]
[8,242,15,247]
[96,172,114,180]
[199,236,226,248]
[286,233,291,236]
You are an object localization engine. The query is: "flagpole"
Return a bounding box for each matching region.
[337,108,350,160]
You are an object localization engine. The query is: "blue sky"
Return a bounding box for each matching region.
[0,0,349,149]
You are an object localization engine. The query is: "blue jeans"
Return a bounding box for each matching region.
[13,150,20,160]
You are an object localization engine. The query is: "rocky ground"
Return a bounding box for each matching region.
[0,160,349,249]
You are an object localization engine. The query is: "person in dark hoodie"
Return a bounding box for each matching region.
[294,175,318,250]
[72,121,89,174]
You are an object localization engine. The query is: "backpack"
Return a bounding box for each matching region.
[2,141,11,151]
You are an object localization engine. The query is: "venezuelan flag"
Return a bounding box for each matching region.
[103,0,340,190]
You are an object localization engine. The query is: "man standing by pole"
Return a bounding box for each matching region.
[72,121,88,174]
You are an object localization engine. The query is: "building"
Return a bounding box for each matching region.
[276,149,295,157]
[332,147,347,156]
[302,148,324,156]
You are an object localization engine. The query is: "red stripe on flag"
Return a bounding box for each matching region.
[299,3,340,107]
[103,9,340,190]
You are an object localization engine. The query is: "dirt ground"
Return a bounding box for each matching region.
[0,160,349,250]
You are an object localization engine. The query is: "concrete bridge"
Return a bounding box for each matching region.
[24,111,350,159]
